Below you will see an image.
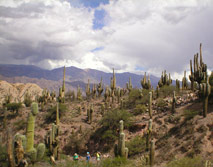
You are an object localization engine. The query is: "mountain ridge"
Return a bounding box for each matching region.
[0,64,160,91]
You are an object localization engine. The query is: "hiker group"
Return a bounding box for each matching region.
[73,151,101,165]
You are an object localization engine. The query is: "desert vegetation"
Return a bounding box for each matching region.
[0,44,212,167]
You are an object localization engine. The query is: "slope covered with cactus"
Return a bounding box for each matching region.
[0,44,212,167]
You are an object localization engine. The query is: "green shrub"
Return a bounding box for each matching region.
[45,103,67,123]
[126,135,146,157]
[5,102,22,114]
[156,98,167,108]
[100,109,133,131]
[132,104,147,115]
[183,110,199,121]
[167,156,203,167]
[126,89,142,108]
[101,157,128,167]
[159,85,176,98]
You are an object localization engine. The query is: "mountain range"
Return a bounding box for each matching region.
[0,64,160,92]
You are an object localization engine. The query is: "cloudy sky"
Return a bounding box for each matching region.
[0,0,212,79]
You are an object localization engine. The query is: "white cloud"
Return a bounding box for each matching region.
[0,0,213,80]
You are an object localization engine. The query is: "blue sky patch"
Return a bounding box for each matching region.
[93,9,106,30]
[68,0,109,8]
[135,66,145,71]
[91,46,104,52]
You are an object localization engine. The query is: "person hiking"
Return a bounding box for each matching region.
[96,152,101,166]
[73,153,79,167]
[86,152,90,167]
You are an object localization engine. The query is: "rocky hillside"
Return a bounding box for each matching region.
[0,80,43,105]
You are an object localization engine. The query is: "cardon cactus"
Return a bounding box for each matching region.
[141,72,151,90]
[158,70,172,87]
[176,79,180,91]
[146,119,152,152]
[104,86,110,102]
[86,79,91,99]
[110,68,116,95]
[26,102,45,163]
[149,92,152,118]
[115,120,128,158]
[56,103,60,126]
[189,60,195,91]
[92,84,97,99]
[156,85,159,98]
[182,71,188,90]
[126,77,133,92]
[46,123,60,160]
[87,104,94,124]
[7,128,15,167]
[193,44,207,84]
[62,66,66,93]
[172,91,176,114]
[150,140,155,167]
[97,77,104,97]
[199,75,211,117]
[77,85,82,101]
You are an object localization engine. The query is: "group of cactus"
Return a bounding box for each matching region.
[45,103,60,160]
[141,72,151,90]
[189,44,211,117]
[126,77,133,92]
[114,120,128,158]
[158,70,172,87]
[86,78,103,100]
[7,102,46,167]
[58,66,66,103]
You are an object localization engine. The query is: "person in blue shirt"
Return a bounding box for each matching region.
[86,152,90,167]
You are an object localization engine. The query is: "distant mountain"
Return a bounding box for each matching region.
[0,64,160,91]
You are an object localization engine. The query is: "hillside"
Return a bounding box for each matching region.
[0,85,212,167]
[0,80,43,105]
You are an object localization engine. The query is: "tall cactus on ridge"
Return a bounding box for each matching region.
[149,92,152,118]
[86,79,91,99]
[26,102,45,163]
[97,77,104,97]
[172,91,176,114]
[126,77,133,92]
[141,72,151,90]
[62,66,66,93]
[111,68,116,95]
[114,120,128,158]
[199,74,211,117]
[77,85,82,101]
[182,71,188,90]
[158,70,172,87]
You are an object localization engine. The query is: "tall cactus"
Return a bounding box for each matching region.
[115,120,128,158]
[26,103,38,152]
[62,66,66,93]
[46,123,60,160]
[111,68,116,95]
[141,72,151,90]
[158,70,172,87]
[56,103,60,126]
[156,85,159,98]
[189,60,195,91]
[7,128,15,167]
[87,104,94,124]
[146,119,152,152]
[26,103,45,163]
[199,74,211,117]
[172,91,176,114]
[92,84,97,99]
[176,79,180,91]
[182,71,188,90]
[149,92,152,118]
[126,77,133,92]
[86,79,91,99]
[97,77,104,97]
[150,140,155,167]
[77,85,82,101]
[104,86,110,102]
